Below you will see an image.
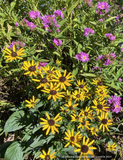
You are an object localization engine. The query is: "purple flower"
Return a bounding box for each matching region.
[15,22,19,27]
[41,14,57,24]
[92,66,101,71]
[103,59,112,65]
[84,28,95,37]
[53,10,64,19]
[36,11,41,18]
[75,52,89,62]
[38,62,48,69]
[28,22,37,29]
[105,33,112,37]
[110,36,116,41]
[43,24,51,32]
[53,38,62,46]
[99,18,104,21]
[29,11,37,19]
[110,52,116,58]
[97,2,110,10]
[105,33,116,41]
[119,78,122,81]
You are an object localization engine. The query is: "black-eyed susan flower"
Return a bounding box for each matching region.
[95,86,109,98]
[98,112,113,132]
[64,100,79,112]
[39,148,56,159]
[90,127,99,136]
[78,119,91,130]
[43,65,55,79]
[92,99,109,115]
[25,96,39,108]
[40,112,62,135]
[107,142,117,151]
[51,70,73,90]
[72,90,85,101]
[92,77,107,88]
[22,59,39,76]
[80,107,93,120]
[56,60,61,64]
[64,90,72,101]
[3,45,26,62]
[32,74,50,89]
[76,79,89,92]
[41,83,65,102]
[60,106,69,115]
[71,111,82,122]
[74,136,97,160]
[64,129,82,148]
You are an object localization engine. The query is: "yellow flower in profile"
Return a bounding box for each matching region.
[72,90,85,101]
[39,148,56,159]
[43,65,55,78]
[90,127,99,136]
[107,142,117,151]
[64,129,82,148]
[51,70,73,90]
[3,45,26,62]
[64,90,72,101]
[56,60,61,64]
[95,86,109,98]
[64,101,79,112]
[80,107,93,120]
[76,79,89,92]
[32,74,50,89]
[41,83,65,102]
[74,136,97,160]
[22,59,39,76]
[60,106,69,115]
[98,112,113,132]
[78,119,91,130]
[92,99,109,115]
[40,112,62,135]
[25,96,39,108]
[71,111,82,122]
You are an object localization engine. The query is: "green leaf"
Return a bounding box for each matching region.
[116,67,123,78]
[5,141,24,160]
[81,73,96,77]
[10,1,16,13]
[4,110,26,132]
[105,16,116,23]
[53,51,60,57]
[68,0,80,16]
[72,68,78,76]
[0,142,13,158]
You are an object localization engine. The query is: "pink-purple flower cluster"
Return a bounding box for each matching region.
[29,11,41,19]
[75,52,89,62]
[96,1,110,14]
[105,33,116,41]
[38,62,48,69]
[23,18,37,30]
[92,66,101,71]
[108,95,122,113]
[84,28,95,37]
[53,38,62,46]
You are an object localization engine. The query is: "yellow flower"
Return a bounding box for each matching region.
[78,119,91,130]
[95,86,109,98]
[22,59,39,76]
[60,106,69,115]
[92,99,109,115]
[43,65,55,79]
[92,77,107,88]
[64,100,79,112]
[40,112,62,135]
[90,127,98,136]
[80,107,93,120]
[74,136,97,160]
[71,111,82,122]
[76,79,89,92]
[107,142,117,151]
[64,90,72,101]
[39,148,56,159]
[56,60,61,64]
[25,96,39,108]
[51,70,73,90]
[3,45,26,62]
[32,74,50,89]
[64,129,82,148]
[41,83,65,102]
[72,90,85,101]
[98,112,113,132]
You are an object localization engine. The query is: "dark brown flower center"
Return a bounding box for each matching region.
[48,119,55,126]
[69,106,73,110]
[70,136,75,141]
[63,110,67,113]
[81,121,85,125]
[47,70,52,74]
[76,116,79,120]
[11,52,17,57]
[41,78,47,83]
[28,66,36,72]
[81,145,89,153]
[76,94,80,98]
[45,155,50,160]
[84,112,88,116]
[59,76,66,82]
[97,104,103,109]
[50,90,56,95]
[79,85,84,88]
[100,91,103,94]
[97,81,103,86]
[102,119,108,124]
